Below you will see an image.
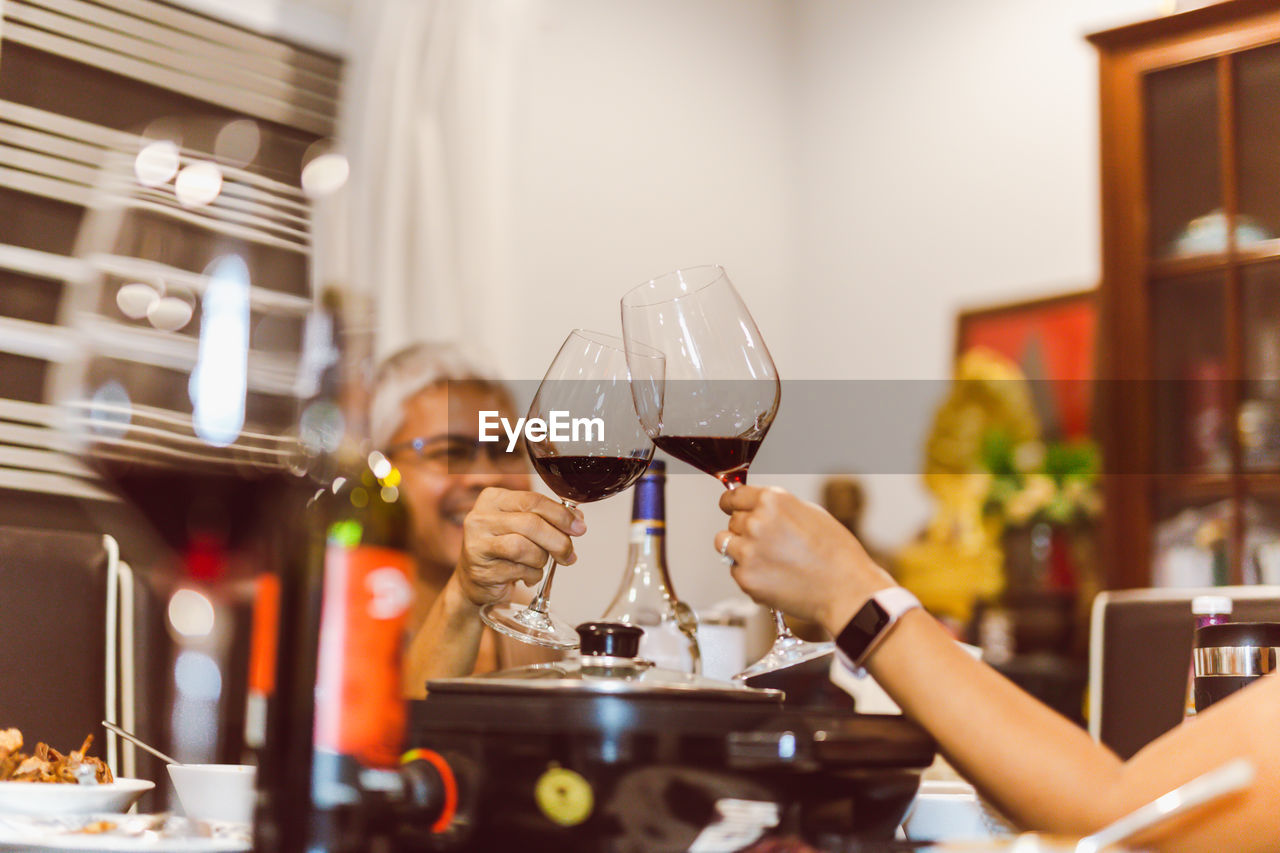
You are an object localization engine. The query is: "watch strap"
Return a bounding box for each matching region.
[834,587,921,675]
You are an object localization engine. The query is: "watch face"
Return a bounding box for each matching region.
[837,598,892,663]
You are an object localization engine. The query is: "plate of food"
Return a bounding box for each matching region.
[0,730,153,816]
[0,813,250,852]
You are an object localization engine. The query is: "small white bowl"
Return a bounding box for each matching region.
[0,778,153,815]
[167,764,256,824]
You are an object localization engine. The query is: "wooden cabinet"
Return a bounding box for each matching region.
[1092,0,1280,589]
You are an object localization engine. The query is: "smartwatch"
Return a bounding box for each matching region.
[834,587,921,675]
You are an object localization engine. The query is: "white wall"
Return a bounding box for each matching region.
[790,0,1159,550]
[485,0,1166,625]
[166,0,352,54]
[376,0,1169,625]
[491,0,799,623]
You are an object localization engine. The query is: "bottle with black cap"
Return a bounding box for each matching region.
[1184,594,1232,718]
[1193,620,1280,713]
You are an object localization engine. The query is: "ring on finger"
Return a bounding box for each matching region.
[719,533,735,566]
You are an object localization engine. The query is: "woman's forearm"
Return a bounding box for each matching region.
[862,608,1124,833]
[853,606,1280,850]
[714,486,1280,848]
[403,575,485,698]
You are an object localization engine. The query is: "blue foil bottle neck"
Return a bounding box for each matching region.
[632,459,665,523]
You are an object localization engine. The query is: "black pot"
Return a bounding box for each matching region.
[1193,621,1280,712]
[404,624,935,852]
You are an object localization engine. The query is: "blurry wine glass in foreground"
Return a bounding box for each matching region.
[52,119,337,572]
[620,265,833,679]
[480,330,663,649]
[48,118,432,851]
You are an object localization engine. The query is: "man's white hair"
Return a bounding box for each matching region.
[370,342,506,450]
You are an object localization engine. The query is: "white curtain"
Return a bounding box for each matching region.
[320,0,527,364]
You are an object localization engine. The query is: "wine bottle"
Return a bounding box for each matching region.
[601,460,701,673]
[255,293,453,852]
[242,571,279,763]
[313,456,417,843]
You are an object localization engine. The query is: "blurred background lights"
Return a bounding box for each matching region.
[214,119,261,168]
[301,149,349,198]
[168,588,216,637]
[299,400,344,453]
[368,450,392,480]
[190,255,250,447]
[88,380,131,438]
[134,140,180,186]
[115,281,160,319]
[146,294,194,331]
[175,161,223,207]
[174,650,222,701]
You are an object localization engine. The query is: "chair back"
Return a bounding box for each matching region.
[1088,585,1280,758]
[0,525,131,770]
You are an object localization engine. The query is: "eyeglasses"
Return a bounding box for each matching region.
[385,433,528,473]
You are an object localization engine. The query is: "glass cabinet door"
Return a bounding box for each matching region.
[1234,43,1280,252]
[1240,263,1280,471]
[1146,60,1223,259]
[1152,273,1228,475]
[1152,496,1233,587]
[1241,498,1280,584]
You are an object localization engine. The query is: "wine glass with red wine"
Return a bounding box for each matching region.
[50,123,333,577]
[620,265,833,679]
[50,120,436,847]
[480,329,664,649]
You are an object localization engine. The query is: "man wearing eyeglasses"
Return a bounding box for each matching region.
[371,343,584,696]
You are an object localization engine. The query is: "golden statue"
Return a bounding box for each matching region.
[895,348,1040,625]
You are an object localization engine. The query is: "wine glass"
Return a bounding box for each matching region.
[47,117,379,840]
[620,265,833,680]
[480,330,664,649]
[52,121,332,574]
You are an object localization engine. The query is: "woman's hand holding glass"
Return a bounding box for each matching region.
[716,485,897,636]
[621,265,832,678]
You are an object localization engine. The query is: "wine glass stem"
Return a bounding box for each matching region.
[529,500,576,614]
[772,609,794,640]
[723,475,795,642]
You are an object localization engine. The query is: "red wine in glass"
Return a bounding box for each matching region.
[480,330,663,650]
[530,455,652,505]
[651,435,763,488]
[621,265,833,680]
[92,463,300,558]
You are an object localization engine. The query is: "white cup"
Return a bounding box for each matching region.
[167,763,256,824]
[696,623,747,681]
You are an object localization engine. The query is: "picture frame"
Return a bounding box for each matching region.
[954,288,1097,440]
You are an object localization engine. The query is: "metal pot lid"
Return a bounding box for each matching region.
[429,622,782,702]
[427,656,782,703]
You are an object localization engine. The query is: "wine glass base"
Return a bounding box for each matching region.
[733,637,834,681]
[481,601,581,650]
